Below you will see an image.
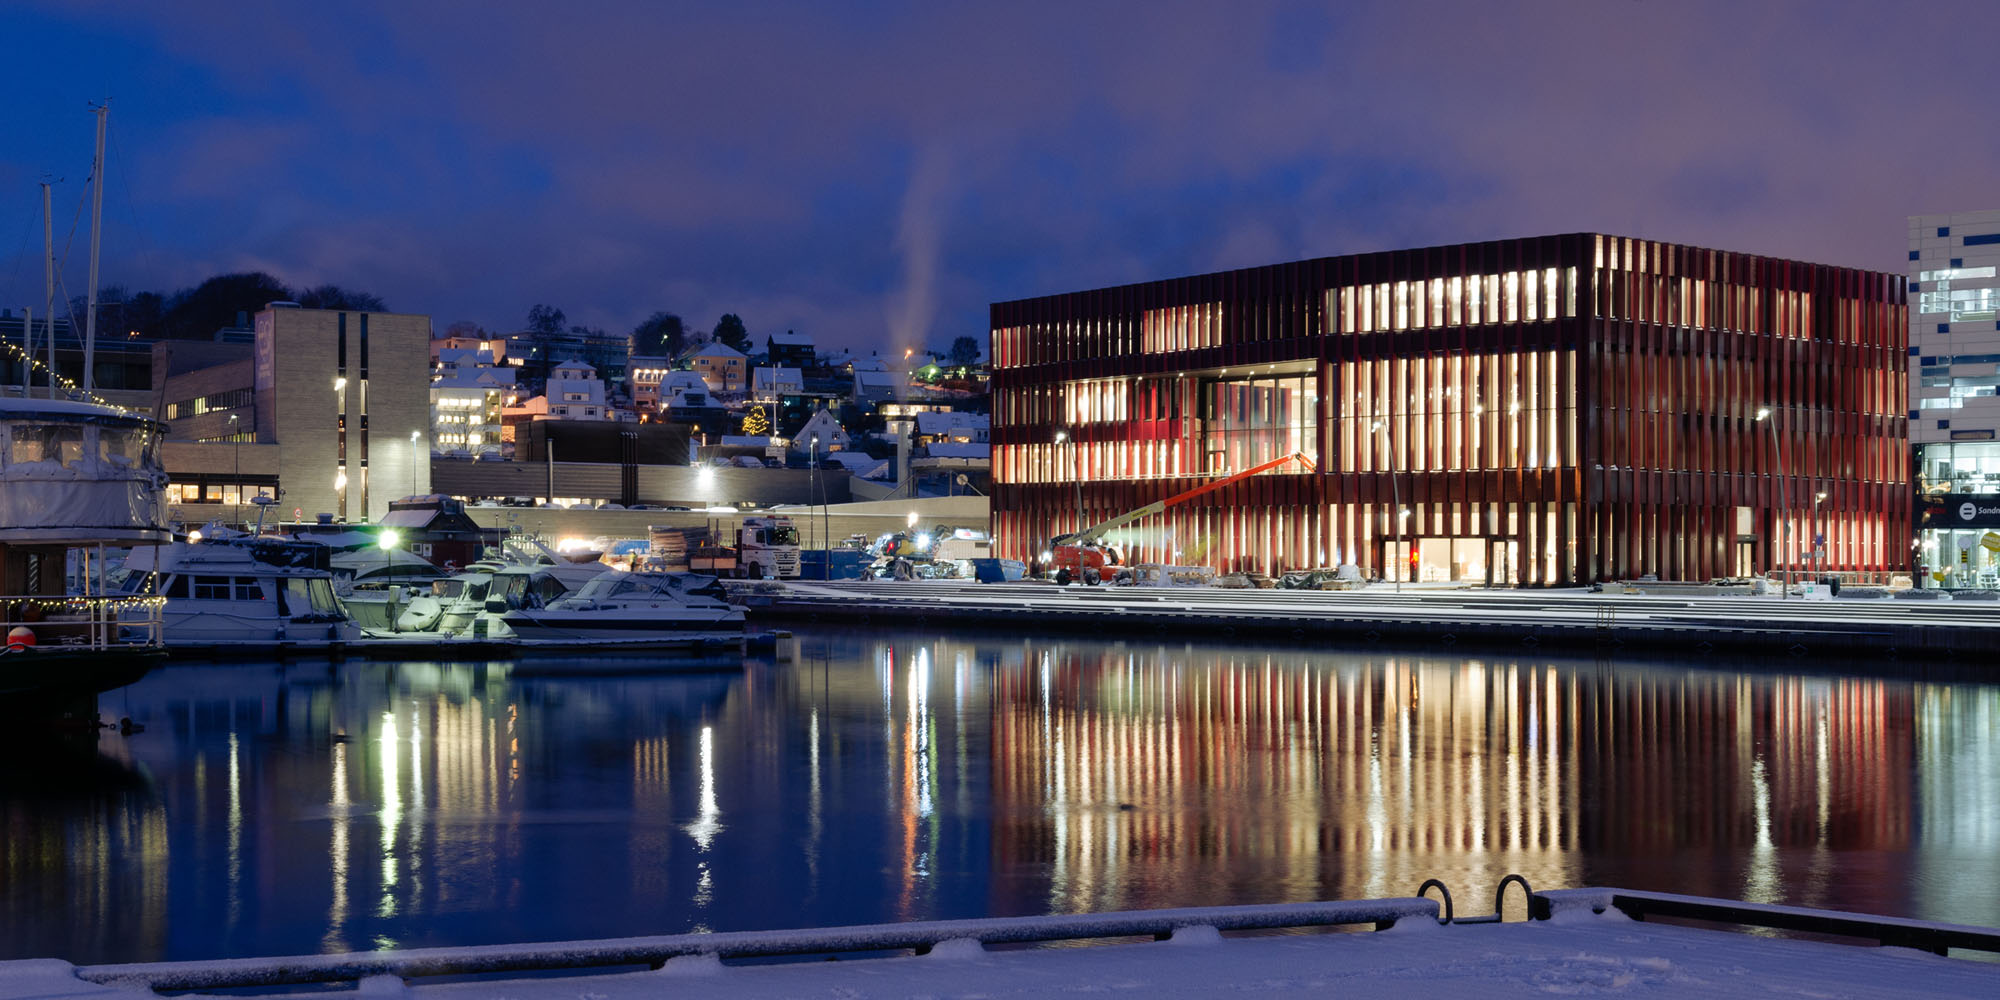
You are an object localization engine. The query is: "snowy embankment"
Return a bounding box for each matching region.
[754,580,2000,660]
[4,890,1995,1000]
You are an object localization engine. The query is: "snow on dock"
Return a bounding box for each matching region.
[749,580,2000,660]
[6,890,1995,999]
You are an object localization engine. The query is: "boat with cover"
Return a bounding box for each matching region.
[498,570,744,645]
[118,532,358,650]
[384,538,605,639]
[0,396,170,709]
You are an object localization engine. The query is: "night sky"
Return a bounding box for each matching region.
[4,1,1997,355]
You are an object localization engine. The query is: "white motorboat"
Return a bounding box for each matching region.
[384,546,606,640]
[120,536,359,649]
[497,571,744,644]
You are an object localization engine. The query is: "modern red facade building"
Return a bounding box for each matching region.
[990,233,1908,586]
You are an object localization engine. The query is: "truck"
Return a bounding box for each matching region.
[1046,451,1316,585]
[736,515,801,579]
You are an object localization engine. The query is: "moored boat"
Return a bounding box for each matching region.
[118,535,359,651]
[498,570,744,646]
[0,397,171,709]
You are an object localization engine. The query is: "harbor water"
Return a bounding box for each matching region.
[3,629,1997,964]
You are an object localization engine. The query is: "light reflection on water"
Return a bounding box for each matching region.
[0,634,1996,965]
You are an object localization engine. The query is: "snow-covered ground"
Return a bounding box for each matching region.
[6,903,1993,1000]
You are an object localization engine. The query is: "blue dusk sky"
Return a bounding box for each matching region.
[2,0,1997,355]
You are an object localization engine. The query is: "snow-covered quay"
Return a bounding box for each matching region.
[6,889,1995,999]
[752,580,2000,660]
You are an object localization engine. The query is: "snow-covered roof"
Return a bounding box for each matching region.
[768,331,814,347]
[752,367,803,392]
[686,342,746,360]
[855,369,899,387]
[921,442,990,459]
[914,411,988,435]
[824,452,889,477]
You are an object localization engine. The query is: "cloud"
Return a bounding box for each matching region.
[8,0,2000,351]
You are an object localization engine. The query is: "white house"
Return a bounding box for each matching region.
[789,408,850,455]
[543,359,609,420]
[751,366,805,403]
[431,349,518,457]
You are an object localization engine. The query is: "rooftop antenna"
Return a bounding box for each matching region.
[83,99,109,394]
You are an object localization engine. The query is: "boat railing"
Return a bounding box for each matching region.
[0,593,165,652]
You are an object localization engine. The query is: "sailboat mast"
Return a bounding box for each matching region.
[42,180,55,399]
[83,101,108,394]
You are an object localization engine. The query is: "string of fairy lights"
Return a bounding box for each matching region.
[4,594,166,611]
[1,337,125,410]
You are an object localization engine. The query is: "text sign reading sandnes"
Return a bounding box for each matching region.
[1921,494,2000,529]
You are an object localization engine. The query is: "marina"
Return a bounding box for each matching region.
[4,629,1996,970]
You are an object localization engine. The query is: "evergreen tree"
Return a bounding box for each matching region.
[742,406,771,436]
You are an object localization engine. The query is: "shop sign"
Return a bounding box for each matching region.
[1920,494,2000,529]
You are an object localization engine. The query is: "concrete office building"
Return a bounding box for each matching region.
[991,233,1908,586]
[1910,210,2000,587]
[254,305,432,523]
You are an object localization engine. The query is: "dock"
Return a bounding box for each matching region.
[7,888,1993,999]
[746,581,2000,661]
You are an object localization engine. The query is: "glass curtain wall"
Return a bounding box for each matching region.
[1202,375,1318,474]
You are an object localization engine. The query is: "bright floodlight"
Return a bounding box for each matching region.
[907,511,919,527]
[916,533,932,549]
[188,530,203,543]
[1756,407,1772,421]
[378,529,400,551]
[1054,430,1067,443]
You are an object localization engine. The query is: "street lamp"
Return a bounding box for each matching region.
[811,434,828,580]
[1814,490,1828,574]
[378,528,401,632]
[1756,407,1789,600]
[228,413,240,516]
[1372,419,1406,592]
[1054,429,1082,542]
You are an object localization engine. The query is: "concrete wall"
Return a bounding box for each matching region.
[464,496,989,555]
[431,458,850,508]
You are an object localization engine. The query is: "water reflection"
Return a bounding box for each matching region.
[0,637,1995,965]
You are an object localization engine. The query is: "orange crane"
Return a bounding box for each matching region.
[1047,451,1317,584]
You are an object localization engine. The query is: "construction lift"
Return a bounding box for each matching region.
[1045,451,1317,585]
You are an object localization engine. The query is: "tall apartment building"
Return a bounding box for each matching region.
[991,233,1908,586]
[1910,210,2000,587]
[255,305,431,522]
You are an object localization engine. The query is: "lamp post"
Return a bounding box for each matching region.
[1756,407,1788,600]
[379,528,401,632]
[811,434,827,580]
[1372,419,1406,592]
[1813,490,1828,575]
[1054,429,1082,541]
[228,413,240,517]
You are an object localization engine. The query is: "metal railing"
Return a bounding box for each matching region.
[75,897,1439,992]
[1533,887,2000,957]
[0,594,164,652]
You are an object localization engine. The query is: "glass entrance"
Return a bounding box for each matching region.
[1385,537,1511,585]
